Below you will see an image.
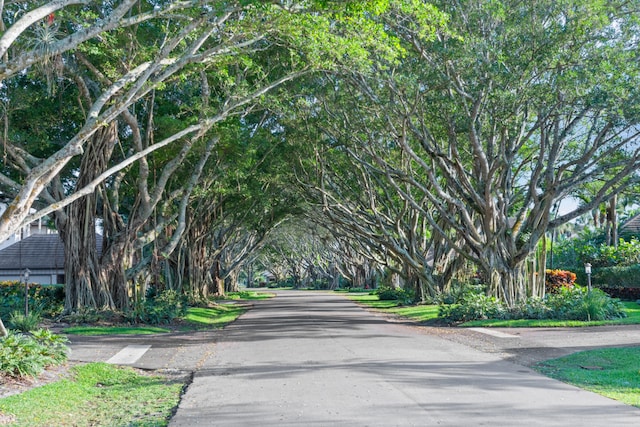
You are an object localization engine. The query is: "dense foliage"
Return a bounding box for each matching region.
[1,0,639,329]
[375,286,414,305]
[125,289,188,325]
[439,286,626,323]
[0,281,64,319]
[552,232,640,293]
[0,329,68,377]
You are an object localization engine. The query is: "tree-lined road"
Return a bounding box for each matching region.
[169,291,640,426]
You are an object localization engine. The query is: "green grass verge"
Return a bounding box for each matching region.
[0,362,184,426]
[62,305,247,336]
[535,346,640,408]
[346,294,440,322]
[63,326,170,335]
[216,291,275,300]
[183,305,246,328]
[347,295,640,327]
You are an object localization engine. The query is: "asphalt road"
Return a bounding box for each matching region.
[166,291,640,426]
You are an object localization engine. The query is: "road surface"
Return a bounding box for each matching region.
[167,291,640,426]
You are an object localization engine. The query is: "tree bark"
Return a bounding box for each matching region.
[59,122,117,313]
[0,318,7,337]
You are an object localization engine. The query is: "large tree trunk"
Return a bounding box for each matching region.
[59,123,117,313]
[97,237,132,310]
[225,270,240,293]
[607,195,618,247]
[485,259,535,308]
[212,258,225,296]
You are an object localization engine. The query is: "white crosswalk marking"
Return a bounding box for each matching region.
[468,327,520,338]
[106,345,151,364]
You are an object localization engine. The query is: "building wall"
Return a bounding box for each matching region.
[0,269,63,285]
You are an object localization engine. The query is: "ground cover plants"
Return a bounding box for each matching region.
[535,346,640,408]
[0,329,67,378]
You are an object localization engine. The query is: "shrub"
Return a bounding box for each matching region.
[438,284,625,322]
[8,311,42,332]
[591,264,640,289]
[545,269,577,294]
[439,293,506,322]
[545,286,626,321]
[30,328,69,365]
[64,308,123,324]
[510,297,552,320]
[375,286,414,305]
[0,329,68,378]
[0,281,64,319]
[551,231,640,272]
[598,286,640,301]
[126,289,188,324]
[594,238,640,267]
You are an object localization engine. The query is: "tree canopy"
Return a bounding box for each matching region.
[1,0,640,333]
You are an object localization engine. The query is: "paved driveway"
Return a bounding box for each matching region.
[169,291,640,426]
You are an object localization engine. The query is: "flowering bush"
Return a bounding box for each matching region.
[545,269,576,294]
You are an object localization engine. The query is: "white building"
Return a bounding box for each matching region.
[0,202,56,251]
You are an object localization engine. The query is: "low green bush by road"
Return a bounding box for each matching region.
[463,301,640,327]
[440,286,627,323]
[0,362,184,426]
[535,346,640,408]
[347,293,640,327]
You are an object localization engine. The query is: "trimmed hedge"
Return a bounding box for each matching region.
[591,264,640,289]
[582,264,640,301]
[598,287,640,301]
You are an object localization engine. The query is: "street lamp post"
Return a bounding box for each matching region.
[584,263,592,296]
[23,268,31,317]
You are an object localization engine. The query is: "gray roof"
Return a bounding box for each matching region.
[0,234,103,270]
[621,214,640,234]
[0,234,65,270]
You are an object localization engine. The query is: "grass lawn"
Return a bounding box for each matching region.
[183,305,246,328]
[347,294,640,327]
[534,346,640,408]
[216,290,275,300]
[346,294,441,323]
[63,325,171,335]
[63,304,247,336]
[0,362,184,426]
